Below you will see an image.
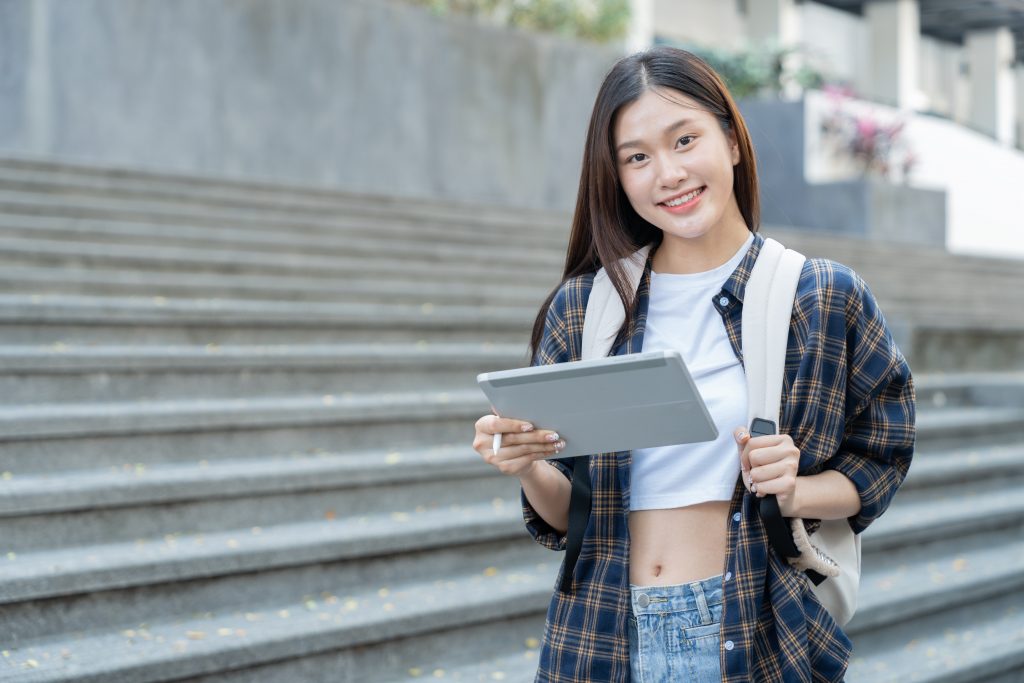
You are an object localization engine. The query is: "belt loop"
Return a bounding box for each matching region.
[691,581,712,624]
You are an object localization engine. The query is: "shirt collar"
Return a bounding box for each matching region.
[721,231,764,304]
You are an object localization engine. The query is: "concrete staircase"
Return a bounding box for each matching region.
[0,156,1022,682]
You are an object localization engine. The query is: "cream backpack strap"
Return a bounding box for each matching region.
[581,244,652,360]
[744,237,861,628]
[742,237,806,427]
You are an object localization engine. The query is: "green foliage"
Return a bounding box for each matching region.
[655,38,830,100]
[405,0,631,43]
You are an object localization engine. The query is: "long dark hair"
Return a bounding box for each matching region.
[528,46,761,362]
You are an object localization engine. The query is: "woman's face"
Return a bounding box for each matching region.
[613,87,742,243]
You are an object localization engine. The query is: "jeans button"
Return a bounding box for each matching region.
[637,593,650,608]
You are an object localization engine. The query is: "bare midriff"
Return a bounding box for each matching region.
[628,500,733,586]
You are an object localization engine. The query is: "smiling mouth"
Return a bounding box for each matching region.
[660,186,706,207]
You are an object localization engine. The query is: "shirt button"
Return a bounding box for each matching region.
[724,640,735,651]
[733,512,741,522]
[718,295,730,306]
[724,571,732,581]
[637,593,650,608]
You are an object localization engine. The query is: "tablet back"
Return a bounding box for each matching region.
[477,350,718,459]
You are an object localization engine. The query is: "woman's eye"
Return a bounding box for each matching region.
[624,136,695,164]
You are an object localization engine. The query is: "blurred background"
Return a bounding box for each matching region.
[0,0,1022,681]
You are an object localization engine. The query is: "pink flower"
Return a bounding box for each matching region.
[855,117,877,139]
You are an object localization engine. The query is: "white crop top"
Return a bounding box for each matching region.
[629,233,753,511]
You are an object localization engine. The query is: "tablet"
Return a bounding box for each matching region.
[476,350,718,459]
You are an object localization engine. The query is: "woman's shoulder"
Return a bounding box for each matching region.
[549,271,597,318]
[799,256,872,307]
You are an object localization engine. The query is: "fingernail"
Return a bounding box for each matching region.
[521,423,534,432]
[546,432,560,442]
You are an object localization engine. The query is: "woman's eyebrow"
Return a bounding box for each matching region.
[616,118,696,153]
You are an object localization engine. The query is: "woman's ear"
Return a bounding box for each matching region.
[728,129,740,166]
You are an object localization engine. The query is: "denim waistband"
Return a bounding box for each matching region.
[628,572,724,615]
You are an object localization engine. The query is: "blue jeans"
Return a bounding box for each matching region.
[627,573,724,683]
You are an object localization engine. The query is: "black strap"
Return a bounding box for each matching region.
[560,456,592,593]
[757,494,801,558]
[759,491,828,586]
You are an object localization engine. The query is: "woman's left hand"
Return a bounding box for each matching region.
[734,427,800,517]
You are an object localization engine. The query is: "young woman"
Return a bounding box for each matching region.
[472,46,915,682]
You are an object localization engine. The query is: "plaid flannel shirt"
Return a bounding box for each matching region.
[522,232,916,682]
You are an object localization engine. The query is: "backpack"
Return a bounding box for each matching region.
[576,236,860,627]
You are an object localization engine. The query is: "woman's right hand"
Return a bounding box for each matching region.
[472,413,566,478]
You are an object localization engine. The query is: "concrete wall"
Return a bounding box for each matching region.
[652,0,746,51]
[0,0,620,212]
[800,1,869,94]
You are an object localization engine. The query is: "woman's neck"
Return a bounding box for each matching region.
[651,222,752,275]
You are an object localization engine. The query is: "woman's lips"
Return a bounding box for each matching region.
[660,186,706,213]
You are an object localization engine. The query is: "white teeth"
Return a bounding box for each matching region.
[665,187,704,207]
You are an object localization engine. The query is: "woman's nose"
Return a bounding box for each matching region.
[655,153,687,187]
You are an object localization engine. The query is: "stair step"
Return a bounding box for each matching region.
[898,443,1024,490]
[0,207,568,255]
[0,265,551,306]
[849,528,1024,636]
[379,649,541,683]
[864,474,1024,551]
[0,211,567,267]
[0,294,534,345]
[0,390,485,441]
[1,393,488,475]
[846,589,1024,682]
[0,235,557,283]
[914,406,1024,447]
[913,373,1024,409]
[0,499,530,607]
[0,342,526,403]
[0,550,558,683]
[0,160,570,236]
[0,462,516,555]
[0,444,484,517]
